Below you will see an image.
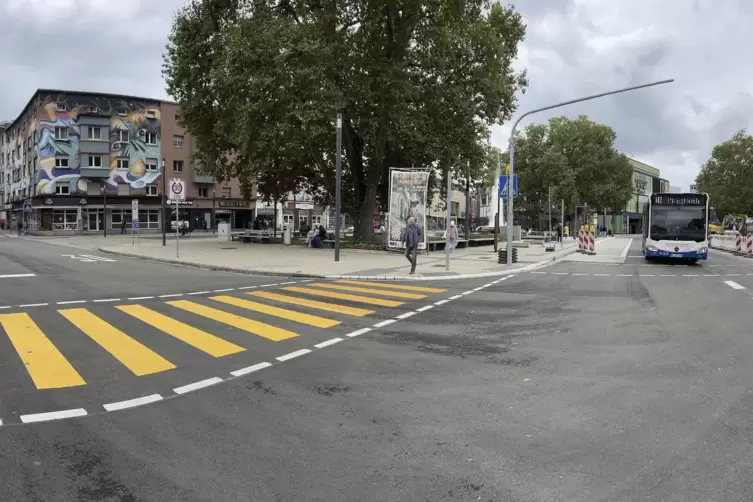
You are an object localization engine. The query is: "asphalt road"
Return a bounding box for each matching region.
[2,234,753,501]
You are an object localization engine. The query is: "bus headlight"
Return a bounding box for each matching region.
[646,245,657,251]
[699,247,707,253]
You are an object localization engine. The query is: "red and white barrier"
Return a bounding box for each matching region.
[578,228,585,252]
[736,234,743,252]
[747,235,753,254]
[710,234,741,252]
[588,227,595,254]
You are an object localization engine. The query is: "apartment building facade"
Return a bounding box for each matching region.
[1,89,254,233]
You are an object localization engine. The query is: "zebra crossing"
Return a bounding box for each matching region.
[0,280,448,391]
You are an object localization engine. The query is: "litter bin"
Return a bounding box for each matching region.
[283,224,291,246]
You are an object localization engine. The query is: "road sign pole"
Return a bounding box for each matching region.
[561,199,565,248]
[162,158,166,247]
[445,166,452,271]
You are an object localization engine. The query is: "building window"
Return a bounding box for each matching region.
[55,184,70,195]
[144,132,157,145]
[54,127,68,140]
[116,158,129,169]
[52,209,78,230]
[56,103,67,112]
[117,108,127,116]
[173,160,183,172]
[199,187,208,198]
[145,185,158,196]
[55,157,69,168]
[222,187,231,198]
[113,209,160,230]
[115,130,129,143]
[175,113,181,123]
[146,110,157,119]
[88,156,102,168]
[88,127,102,140]
[173,135,184,148]
[145,158,158,171]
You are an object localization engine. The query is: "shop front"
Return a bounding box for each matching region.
[216,199,254,229]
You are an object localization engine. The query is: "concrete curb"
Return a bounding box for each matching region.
[99,244,580,281]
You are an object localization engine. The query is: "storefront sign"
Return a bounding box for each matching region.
[218,200,247,208]
[167,200,193,205]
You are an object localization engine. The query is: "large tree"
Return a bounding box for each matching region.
[696,130,753,217]
[163,0,528,239]
[512,115,633,227]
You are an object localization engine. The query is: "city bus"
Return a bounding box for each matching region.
[642,192,709,262]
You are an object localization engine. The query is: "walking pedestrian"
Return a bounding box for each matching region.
[121,219,126,235]
[402,216,422,275]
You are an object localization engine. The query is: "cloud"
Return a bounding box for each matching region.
[1,0,751,191]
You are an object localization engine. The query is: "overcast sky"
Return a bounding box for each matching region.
[2,0,751,190]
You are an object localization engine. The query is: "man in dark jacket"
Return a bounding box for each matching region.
[402,216,422,275]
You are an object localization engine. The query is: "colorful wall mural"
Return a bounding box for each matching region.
[32,92,162,196]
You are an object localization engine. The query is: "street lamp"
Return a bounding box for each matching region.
[504,78,674,264]
[212,187,216,234]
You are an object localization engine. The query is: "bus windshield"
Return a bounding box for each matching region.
[650,206,706,242]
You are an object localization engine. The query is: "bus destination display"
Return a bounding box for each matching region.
[652,194,706,206]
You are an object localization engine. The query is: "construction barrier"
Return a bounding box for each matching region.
[587,225,595,255]
[736,233,743,252]
[578,226,585,253]
[748,235,753,254]
[710,234,739,252]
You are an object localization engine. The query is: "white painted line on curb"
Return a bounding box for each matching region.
[93,298,120,303]
[0,274,36,279]
[396,311,416,319]
[19,303,48,308]
[448,295,462,300]
[238,286,257,290]
[435,299,449,305]
[212,288,235,293]
[347,328,372,338]
[174,377,224,395]
[56,300,87,305]
[128,296,154,301]
[158,293,184,298]
[230,362,272,377]
[188,291,210,295]
[314,338,344,349]
[725,280,745,290]
[276,349,312,362]
[619,238,634,259]
[103,394,163,412]
[21,408,87,423]
[373,319,396,328]
[416,305,434,312]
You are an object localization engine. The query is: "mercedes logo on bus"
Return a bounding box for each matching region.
[674,247,680,252]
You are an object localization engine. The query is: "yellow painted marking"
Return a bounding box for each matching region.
[58,308,176,376]
[167,300,297,341]
[116,304,246,358]
[310,283,426,300]
[210,296,339,328]
[247,291,374,317]
[335,280,446,293]
[0,313,86,390]
[281,286,404,308]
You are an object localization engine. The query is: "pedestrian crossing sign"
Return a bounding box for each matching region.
[498,175,518,199]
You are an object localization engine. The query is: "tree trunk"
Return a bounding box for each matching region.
[272,197,278,237]
[465,175,471,239]
[354,183,378,242]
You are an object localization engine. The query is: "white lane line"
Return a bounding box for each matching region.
[683,274,699,277]
[725,274,741,277]
[93,298,120,303]
[617,274,632,277]
[187,291,210,295]
[373,319,396,328]
[435,299,450,305]
[396,311,416,319]
[572,273,588,276]
[212,288,235,293]
[747,274,753,276]
[276,349,312,362]
[704,274,720,277]
[80,255,117,262]
[0,306,11,309]
[19,303,48,308]
[660,274,677,277]
[346,328,372,338]
[314,338,343,349]
[20,408,87,424]
[261,283,279,287]
[230,362,272,377]
[0,419,3,425]
[416,305,434,312]
[280,281,297,285]
[639,274,655,277]
[127,296,154,301]
[301,279,315,282]
[472,287,484,291]
[448,295,462,300]
[0,273,36,278]
[461,291,473,295]
[173,377,224,395]
[594,273,611,277]
[103,394,163,412]
[725,280,745,290]
[531,272,546,274]
[552,272,568,275]
[158,293,184,298]
[238,286,257,290]
[619,238,634,259]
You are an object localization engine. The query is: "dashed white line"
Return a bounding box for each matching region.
[552,272,568,275]
[448,295,462,300]
[704,274,720,277]
[187,291,210,295]
[725,280,745,290]
[230,362,272,377]
[238,286,257,290]
[435,299,450,305]
[572,273,588,276]
[396,311,416,319]
[0,273,35,279]
[682,274,699,277]
[127,296,154,301]
[593,273,611,277]
[158,293,184,298]
[276,349,312,362]
[660,274,677,277]
[173,377,224,395]
[416,305,434,312]
[261,283,279,287]
[301,279,315,282]
[19,303,48,308]
[531,271,546,274]
[472,287,484,291]
[314,338,343,348]
[373,319,396,328]
[0,306,10,310]
[103,394,163,412]
[56,300,87,305]
[461,291,473,295]
[93,298,120,303]
[639,274,655,277]
[212,288,235,293]
[280,281,297,285]
[20,408,87,424]
[346,328,372,338]
[617,274,632,277]
[726,274,741,277]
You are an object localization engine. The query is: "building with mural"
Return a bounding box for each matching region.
[1,90,256,233]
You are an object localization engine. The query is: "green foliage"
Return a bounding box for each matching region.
[696,130,753,217]
[512,115,633,226]
[163,0,528,239]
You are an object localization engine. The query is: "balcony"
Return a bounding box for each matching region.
[193,172,215,184]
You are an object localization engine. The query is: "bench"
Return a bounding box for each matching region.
[239,230,272,243]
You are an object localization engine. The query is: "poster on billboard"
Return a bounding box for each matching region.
[387,168,430,250]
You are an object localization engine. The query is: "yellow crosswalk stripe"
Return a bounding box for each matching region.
[336,280,446,293]
[59,308,176,376]
[247,291,374,317]
[281,286,404,307]
[116,304,246,358]
[167,300,298,341]
[310,283,427,299]
[0,313,86,390]
[210,295,339,328]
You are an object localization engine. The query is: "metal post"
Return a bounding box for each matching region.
[561,199,564,248]
[465,160,471,240]
[212,188,216,234]
[445,166,452,271]
[176,201,180,258]
[103,185,107,237]
[335,112,342,262]
[494,149,500,252]
[548,186,552,235]
[161,157,166,246]
[505,79,674,264]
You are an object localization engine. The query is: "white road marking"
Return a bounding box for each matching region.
[173,377,224,395]
[594,273,611,277]
[260,283,279,287]
[448,295,462,300]
[619,238,634,259]
[346,328,372,338]
[724,280,745,290]
[682,274,698,277]
[639,274,655,277]
[93,298,121,303]
[373,319,396,328]
[472,287,484,291]
[0,273,35,278]
[187,291,210,295]
[276,349,312,362]
[314,338,343,348]
[396,311,416,319]
[127,296,154,300]
[158,293,184,298]
[0,306,11,309]
[103,394,163,412]
[704,274,720,277]
[19,303,48,308]
[552,272,568,275]
[461,291,473,295]
[435,299,450,305]
[280,281,297,285]
[212,288,235,293]
[416,305,434,312]
[725,274,741,277]
[660,274,676,277]
[617,274,632,277]
[20,408,87,423]
[572,273,588,276]
[80,254,117,262]
[230,362,272,377]
[531,272,546,274]
[238,286,257,290]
